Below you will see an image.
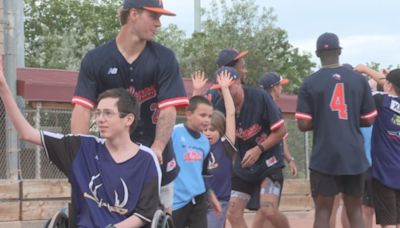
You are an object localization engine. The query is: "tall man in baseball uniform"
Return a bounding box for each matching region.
[70,0,188,217]
[296,32,377,228]
[212,69,289,228]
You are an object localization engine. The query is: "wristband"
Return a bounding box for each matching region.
[257,144,265,153]
[287,157,295,163]
[106,224,116,228]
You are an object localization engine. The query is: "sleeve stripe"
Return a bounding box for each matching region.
[72,96,95,109]
[140,145,162,192]
[158,97,189,109]
[270,119,284,131]
[295,112,312,120]
[133,212,151,223]
[283,132,289,140]
[40,131,50,159]
[361,110,378,119]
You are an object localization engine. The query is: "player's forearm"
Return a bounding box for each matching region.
[114,214,145,228]
[0,83,41,145]
[297,119,313,131]
[258,125,287,152]
[355,64,385,87]
[152,106,176,153]
[71,105,91,134]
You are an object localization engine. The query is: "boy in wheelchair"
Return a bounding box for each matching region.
[0,63,162,228]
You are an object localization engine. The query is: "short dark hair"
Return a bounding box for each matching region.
[118,8,143,26]
[187,95,212,112]
[97,88,140,133]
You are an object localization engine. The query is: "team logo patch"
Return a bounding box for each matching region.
[166,158,176,172]
[265,156,277,167]
[107,67,118,75]
[391,114,400,126]
[184,150,203,161]
[332,74,341,80]
[390,100,400,114]
[207,152,218,170]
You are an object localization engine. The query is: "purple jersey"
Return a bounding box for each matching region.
[216,87,285,182]
[72,40,188,185]
[296,66,377,175]
[205,136,236,201]
[371,93,400,190]
[40,131,161,227]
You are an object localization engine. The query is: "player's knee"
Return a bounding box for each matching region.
[227,205,243,223]
[259,205,278,219]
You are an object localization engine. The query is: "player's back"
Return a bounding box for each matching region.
[297,66,376,175]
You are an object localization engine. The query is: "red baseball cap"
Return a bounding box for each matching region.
[123,0,176,16]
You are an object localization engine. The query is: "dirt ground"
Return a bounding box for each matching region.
[226,208,381,228]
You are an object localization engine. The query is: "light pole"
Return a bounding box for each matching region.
[194,0,201,32]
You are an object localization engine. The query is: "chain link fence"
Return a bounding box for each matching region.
[0,103,313,180]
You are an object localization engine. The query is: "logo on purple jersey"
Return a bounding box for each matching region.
[83,173,129,215]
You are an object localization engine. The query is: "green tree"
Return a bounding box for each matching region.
[24,0,120,70]
[172,0,315,94]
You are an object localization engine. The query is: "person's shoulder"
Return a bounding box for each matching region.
[146,41,175,58]
[76,134,105,145]
[85,39,116,57]
[244,86,264,97]
[172,123,185,134]
[138,144,158,161]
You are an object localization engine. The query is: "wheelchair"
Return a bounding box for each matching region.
[44,208,174,228]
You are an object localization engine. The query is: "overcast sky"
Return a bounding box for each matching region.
[161,0,400,68]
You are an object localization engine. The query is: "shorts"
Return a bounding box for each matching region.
[362,168,374,207]
[172,193,208,228]
[160,140,180,186]
[207,200,229,228]
[231,169,283,210]
[310,169,365,198]
[160,181,174,209]
[372,178,400,225]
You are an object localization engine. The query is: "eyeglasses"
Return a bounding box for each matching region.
[92,110,128,119]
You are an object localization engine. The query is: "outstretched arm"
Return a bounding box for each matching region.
[354,64,386,87]
[0,57,41,145]
[216,70,236,144]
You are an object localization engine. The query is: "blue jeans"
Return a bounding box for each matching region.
[207,200,229,228]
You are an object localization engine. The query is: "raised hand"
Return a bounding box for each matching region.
[191,71,207,96]
[216,70,233,89]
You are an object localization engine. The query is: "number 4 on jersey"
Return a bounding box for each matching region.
[330,83,348,119]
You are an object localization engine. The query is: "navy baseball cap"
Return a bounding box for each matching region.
[259,72,289,89]
[210,66,240,90]
[386,69,400,89]
[216,48,249,67]
[316,32,342,51]
[123,0,176,16]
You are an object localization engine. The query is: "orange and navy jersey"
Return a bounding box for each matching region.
[215,87,285,181]
[296,66,377,175]
[72,40,187,185]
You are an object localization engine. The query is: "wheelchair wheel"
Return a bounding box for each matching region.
[151,209,175,228]
[44,209,69,228]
